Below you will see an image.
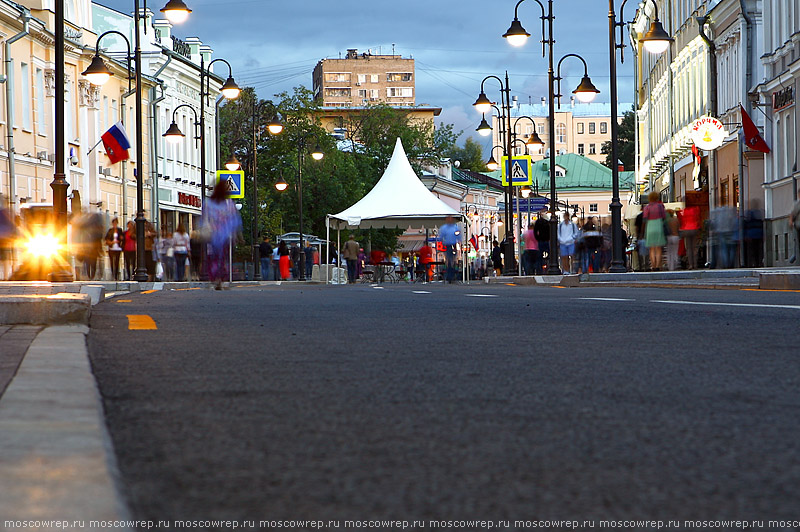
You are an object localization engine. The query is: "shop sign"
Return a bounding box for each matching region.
[178,192,201,208]
[691,116,727,150]
[773,86,795,112]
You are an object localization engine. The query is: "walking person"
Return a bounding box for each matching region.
[158,228,175,281]
[204,179,242,290]
[679,205,701,269]
[342,234,360,283]
[522,223,538,276]
[172,223,190,282]
[439,215,461,283]
[290,243,300,279]
[272,243,281,280]
[643,191,667,271]
[582,217,602,273]
[123,220,136,280]
[304,240,315,280]
[558,214,578,274]
[491,240,503,277]
[278,240,291,280]
[105,218,124,281]
[743,200,764,268]
[790,198,800,263]
[534,209,550,268]
[189,229,203,280]
[259,236,273,281]
[665,209,681,271]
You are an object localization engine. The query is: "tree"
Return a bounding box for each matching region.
[444,136,488,172]
[601,106,635,171]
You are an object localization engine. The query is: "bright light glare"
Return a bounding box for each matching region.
[478,127,492,137]
[644,40,671,54]
[474,102,492,114]
[222,87,241,100]
[268,124,284,135]
[163,9,190,24]
[575,90,598,103]
[24,234,61,258]
[85,72,111,86]
[506,34,528,47]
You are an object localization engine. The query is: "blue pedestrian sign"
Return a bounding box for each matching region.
[216,170,244,199]
[500,155,532,186]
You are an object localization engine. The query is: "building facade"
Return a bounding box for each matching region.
[313,49,415,108]
[757,0,798,265]
[491,101,628,166]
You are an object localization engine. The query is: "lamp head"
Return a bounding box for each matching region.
[267,116,284,135]
[503,18,530,47]
[521,186,532,199]
[473,91,493,114]
[526,131,545,146]
[82,55,113,86]
[573,74,601,103]
[275,176,288,191]
[486,155,499,172]
[476,116,492,137]
[311,145,324,161]
[160,0,191,24]
[220,76,241,99]
[163,122,184,144]
[225,155,241,171]
[641,19,673,55]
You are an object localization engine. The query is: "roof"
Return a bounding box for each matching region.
[510,102,634,118]
[452,168,504,192]
[529,154,635,190]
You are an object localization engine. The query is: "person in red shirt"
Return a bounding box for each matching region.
[417,242,433,282]
[679,205,701,269]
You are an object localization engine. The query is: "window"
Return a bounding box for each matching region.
[358,89,368,99]
[357,74,367,84]
[600,122,607,134]
[325,88,351,98]
[538,123,545,134]
[387,87,412,97]
[588,122,596,134]
[556,123,566,143]
[589,144,596,154]
[370,74,379,83]
[324,72,350,82]
[370,89,379,99]
[21,63,31,130]
[578,143,585,155]
[36,68,46,132]
[386,72,412,82]
[589,204,598,212]
[577,123,584,134]
[555,168,565,177]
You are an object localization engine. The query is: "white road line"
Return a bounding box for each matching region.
[372,286,385,290]
[413,291,432,294]
[577,297,636,302]
[652,300,800,311]
[465,294,499,298]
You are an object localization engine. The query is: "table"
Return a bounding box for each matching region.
[375,261,396,283]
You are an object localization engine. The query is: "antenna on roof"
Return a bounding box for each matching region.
[392,43,396,56]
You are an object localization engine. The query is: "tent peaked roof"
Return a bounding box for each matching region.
[328,138,460,229]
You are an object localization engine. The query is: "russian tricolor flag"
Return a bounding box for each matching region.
[101,121,131,164]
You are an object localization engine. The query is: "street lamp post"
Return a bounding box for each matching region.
[474,75,516,275]
[276,134,323,281]
[504,0,600,275]
[607,0,672,272]
[82,0,191,282]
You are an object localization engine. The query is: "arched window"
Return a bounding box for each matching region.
[556,123,566,144]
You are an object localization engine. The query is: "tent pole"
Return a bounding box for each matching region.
[325,216,330,283]
[337,227,341,281]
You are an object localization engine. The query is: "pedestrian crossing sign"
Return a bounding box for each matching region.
[216,170,245,199]
[500,155,532,186]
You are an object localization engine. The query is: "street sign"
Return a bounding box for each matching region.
[215,170,244,199]
[516,197,549,213]
[501,155,532,186]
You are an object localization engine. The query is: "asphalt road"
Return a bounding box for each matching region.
[87,283,800,529]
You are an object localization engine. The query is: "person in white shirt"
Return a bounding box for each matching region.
[558,214,579,274]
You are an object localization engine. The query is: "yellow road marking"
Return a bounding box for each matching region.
[127,315,157,330]
[743,288,800,293]
[174,287,201,291]
[116,299,132,303]
[141,289,159,294]
[553,285,567,289]
[505,283,517,286]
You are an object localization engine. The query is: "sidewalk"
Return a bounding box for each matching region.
[485,266,800,290]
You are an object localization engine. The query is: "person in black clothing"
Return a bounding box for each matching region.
[491,240,503,276]
[259,236,273,281]
[290,243,300,279]
[533,210,550,273]
[582,217,603,273]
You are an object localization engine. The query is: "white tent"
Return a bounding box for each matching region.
[327,138,460,230]
[325,138,466,282]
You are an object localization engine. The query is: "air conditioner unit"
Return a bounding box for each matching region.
[37,151,48,159]
[103,168,112,176]
[47,154,57,163]
[355,82,361,86]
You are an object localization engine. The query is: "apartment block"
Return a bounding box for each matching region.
[312,49,415,107]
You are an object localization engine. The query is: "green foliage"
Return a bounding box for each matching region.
[219,87,457,253]
[444,136,487,172]
[601,106,635,171]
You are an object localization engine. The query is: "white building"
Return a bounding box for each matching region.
[756,0,799,265]
[91,3,227,233]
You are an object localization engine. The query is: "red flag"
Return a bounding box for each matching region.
[740,105,770,153]
[470,234,479,251]
[691,143,701,165]
[101,121,131,164]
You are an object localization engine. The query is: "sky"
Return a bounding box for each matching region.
[96,0,636,151]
